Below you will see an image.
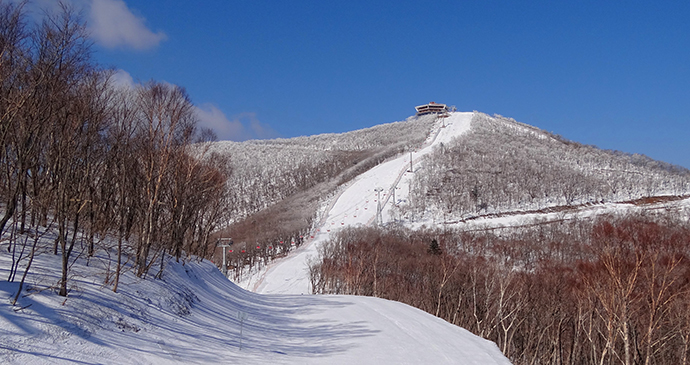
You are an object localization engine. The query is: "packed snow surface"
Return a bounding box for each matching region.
[0,246,509,364]
[1,111,511,364]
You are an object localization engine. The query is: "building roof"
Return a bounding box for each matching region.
[415,102,449,115]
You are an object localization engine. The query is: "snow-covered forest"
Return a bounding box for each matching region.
[213,111,690,292]
[208,116,435,222]
[405,113,690,221]
[208,115,437,272]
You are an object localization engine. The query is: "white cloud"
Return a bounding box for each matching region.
[195,105,279,142]
[110,69,136,89]
[88,0,166,50]
[9,0,165,50]
[195,104,246,141]
[105,75,273,142]
[248,116,280,140]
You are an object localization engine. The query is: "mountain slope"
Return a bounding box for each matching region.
[406,113,690,221]
[246,111,690,295]
[208,115,437,223]
[206,115,440,261]
[251,112,474,294]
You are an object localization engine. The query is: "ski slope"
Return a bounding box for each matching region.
[254,112,473,295]
[1,238,510,365]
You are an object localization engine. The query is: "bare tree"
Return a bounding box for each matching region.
[0,1,31,238]
[134,81,196,277]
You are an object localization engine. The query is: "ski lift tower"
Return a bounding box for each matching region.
[438,112,450,128]
[217,238,233,277]
[374,187,384,226]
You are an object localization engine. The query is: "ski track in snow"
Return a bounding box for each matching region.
[253,112,474,295]
[0,238,510,365]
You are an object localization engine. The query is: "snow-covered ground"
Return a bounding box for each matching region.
[252,112,473,295]
[0,241,510,364]
[428,195,690,232]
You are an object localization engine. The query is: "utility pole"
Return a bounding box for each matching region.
[439,113,448,128]
[217,238,233,277]
[374,187,384,226]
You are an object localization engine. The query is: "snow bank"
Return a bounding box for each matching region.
[1,245,510,364]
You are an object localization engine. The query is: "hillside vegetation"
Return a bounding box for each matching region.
[405,113,690,221]
[310,213,690,365]
[210,116,436,257]
[0,3,228,300]
[210,116,435,221]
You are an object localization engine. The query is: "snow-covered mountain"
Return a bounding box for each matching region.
[216,112,690,255]
[4,110,689,364]
[222,111,690,364]
[226,111,690,294]
[407,113,690,220]
[207,115,436,223]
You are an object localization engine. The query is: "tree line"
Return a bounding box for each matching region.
[309,213,690,364]
[1,2,228,299]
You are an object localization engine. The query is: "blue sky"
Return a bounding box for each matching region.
[24,0,690,168]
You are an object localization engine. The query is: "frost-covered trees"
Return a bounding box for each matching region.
[214,115,436,275]
[209,115,435,222]
[406,113,690,221]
